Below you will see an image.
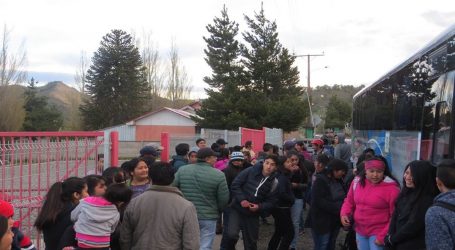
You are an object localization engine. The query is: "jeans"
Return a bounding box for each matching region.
[290,198,304,248]
[225,208,260,250]
[356,233,384,250]
[267,208,294,250]
[311,228,340,250]
[198,219,217,250]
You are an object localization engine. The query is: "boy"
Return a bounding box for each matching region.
[0,199,36,250]
[425,159,455,250]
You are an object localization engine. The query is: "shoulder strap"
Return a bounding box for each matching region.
[433,201,455,212]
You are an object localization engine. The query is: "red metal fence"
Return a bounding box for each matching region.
[0,131,110,249]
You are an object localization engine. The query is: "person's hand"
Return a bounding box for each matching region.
[240,200,250,208]
[340,215,351,227]
[374,238,382,246]
[291,182,299,188]
[249,203,259,212]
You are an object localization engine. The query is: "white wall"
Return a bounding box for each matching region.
[135,110,196,126]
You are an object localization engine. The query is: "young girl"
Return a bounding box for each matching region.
[385,161,438,250]
[34,177,88,250]
[71,184,132,249]
[0,216,14,250]
[267,155,295,250]
[84,175,107,197]
[341,158,400,250]
[127,158,150,198]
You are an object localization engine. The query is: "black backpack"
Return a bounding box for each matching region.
[433,201,455,212]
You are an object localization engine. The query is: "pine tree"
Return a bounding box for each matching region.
[195,5,254,129]
[241,5,306,132]
[23,78,63,131]
[325,95,352,129]
[80,30,150,130]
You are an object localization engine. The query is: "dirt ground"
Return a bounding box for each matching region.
[213,216,347,250]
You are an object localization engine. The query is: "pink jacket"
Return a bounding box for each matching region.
[214,159,229,171]
[341,176,400,244]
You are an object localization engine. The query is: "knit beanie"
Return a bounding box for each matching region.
[230,151,245,162]
[0,199,14,218]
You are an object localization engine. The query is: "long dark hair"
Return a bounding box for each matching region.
[399,160,438,205]
[34,177,86,230]
[359,157,399,187]
[0,215,8,240]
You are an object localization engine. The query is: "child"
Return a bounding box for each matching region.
[71,183,132,249]
[83,175,107,197]
[0,199,36,250]
[425,159,455,250]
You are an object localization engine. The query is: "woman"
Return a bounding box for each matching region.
[0,216,13,250]
[34,177,88,250]
[341,158,400,250]
[385,161,438,250]
[268,156,295,250]
[242,140,256,159]
[127,158,150,198]
[309,159,348,250]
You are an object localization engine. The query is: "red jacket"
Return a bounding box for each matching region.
[341,176,400,244]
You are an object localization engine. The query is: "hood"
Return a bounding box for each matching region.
[172,155,186,161]
[336,133,346,143]
[435,189,455,206]
[81,197,118,222]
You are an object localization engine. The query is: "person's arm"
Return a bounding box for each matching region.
[119,205,134,250]
[377,186,400,245]
[70,202,82,222]
[217,175,230,211]
[312,177,341,215]
[230,168,251,203]
[279,177,295,205]
[182,204,200,250]
[340,178,357,227]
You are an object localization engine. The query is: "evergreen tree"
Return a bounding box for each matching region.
[23,78,63,131]
[241,5,307,132]
[324,95,352,129]
[195,5,252,129]
[80,29,150,130]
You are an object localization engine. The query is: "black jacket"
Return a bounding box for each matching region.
[387,191,434,250]
[42,202,76,250]
[230,164,278,216]
[223,163,245,203]
[306,172,346,234]
[275,170,295,208]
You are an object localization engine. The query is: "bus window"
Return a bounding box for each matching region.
[433,101,451,164]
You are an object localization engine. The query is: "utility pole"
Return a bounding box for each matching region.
[296,52,324,130]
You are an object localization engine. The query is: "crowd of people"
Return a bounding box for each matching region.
[0,135,455,250]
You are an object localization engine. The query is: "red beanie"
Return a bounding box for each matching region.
[0,199,14,218]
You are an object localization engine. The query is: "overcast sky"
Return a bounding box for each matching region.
[1,0,454,97]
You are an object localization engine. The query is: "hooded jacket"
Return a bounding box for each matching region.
[171,155,188,171]
[425,190,455,250]
[230,164,279,216]
[341,176,400,244]
[71,197,120,248]
[334,133,352,165]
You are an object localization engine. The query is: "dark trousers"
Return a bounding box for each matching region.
[225,208,260,250]
[311,227,340,250]
[220,207,238,250]
[267,208,294,250]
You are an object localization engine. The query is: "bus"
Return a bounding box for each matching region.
[352,24,455,178]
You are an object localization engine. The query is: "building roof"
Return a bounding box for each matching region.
[126,107,201,125]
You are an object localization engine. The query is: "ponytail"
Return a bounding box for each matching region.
[34,177,86,230]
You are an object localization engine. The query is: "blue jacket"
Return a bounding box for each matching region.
[425,190,455,250]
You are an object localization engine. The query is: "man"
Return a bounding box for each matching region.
[225,155,279,250]
[173,148,229,250]
[120,162,199,250]
[139,145,159,166]
[311,138,332,161]
[196,138,207,149]
[87,153,104,175]
[334,133,352,166]
[216,138,228,150]
[171,143,189,171]
[425,159,455,250]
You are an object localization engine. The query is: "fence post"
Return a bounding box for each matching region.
[161,132,170,162]
[110,131,119,167]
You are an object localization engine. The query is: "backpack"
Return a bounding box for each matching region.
[433,201,455,212]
